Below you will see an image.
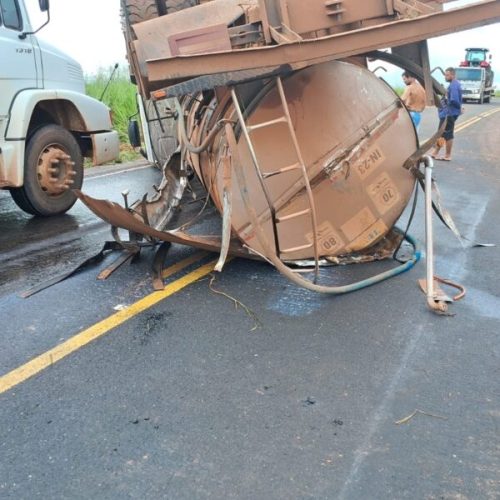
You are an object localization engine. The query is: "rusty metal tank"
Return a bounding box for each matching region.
[189,60,417,261]
[75,0,498,295]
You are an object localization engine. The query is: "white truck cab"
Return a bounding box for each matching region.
[0,0,120,216]
[455,66,494,104]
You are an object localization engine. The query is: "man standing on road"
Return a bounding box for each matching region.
[431,67,463,161]
[401,71,426,130]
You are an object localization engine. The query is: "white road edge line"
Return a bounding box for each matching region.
[86,163,152,181]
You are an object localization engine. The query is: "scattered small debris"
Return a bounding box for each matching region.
[208,275,262,331]
[395,408,448,425]
[333,419,343,426]
[130,417,158,428]
[113,304,128,311]
[303,397,316,406]
[256,385,272,395]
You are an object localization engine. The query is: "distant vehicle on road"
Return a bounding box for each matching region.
[0,0,120,216]
[456,48,495,104]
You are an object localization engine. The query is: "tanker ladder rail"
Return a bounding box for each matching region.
[230,76,321,282]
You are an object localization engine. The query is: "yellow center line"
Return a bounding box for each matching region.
[422,107,500,141]
[479,108,500,119]
[0,254,217,395]
[455,118,481,133]
[161,251,210,279]
[456,116,481,128]
[455,107,500,133]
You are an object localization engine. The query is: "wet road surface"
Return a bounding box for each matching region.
[0,160,161,296]
[1,103,499,499]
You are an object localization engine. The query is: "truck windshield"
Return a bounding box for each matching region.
[456,68,482,81]
[466,50,486,64]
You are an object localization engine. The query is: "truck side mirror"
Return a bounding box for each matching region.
[20,0,50,38]
[128,120,142,148]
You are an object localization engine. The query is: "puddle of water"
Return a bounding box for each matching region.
[463,286,500,321]
[267,284,323,317]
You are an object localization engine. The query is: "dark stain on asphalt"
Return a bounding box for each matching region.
[303,397,316,406]
[135,311,172,345]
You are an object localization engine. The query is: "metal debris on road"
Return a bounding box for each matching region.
[395,409,448,425]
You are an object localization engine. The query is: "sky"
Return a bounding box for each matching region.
[26,0,127,74]
[27,0,499,84]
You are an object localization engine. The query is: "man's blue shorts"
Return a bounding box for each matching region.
[409,111,422,130]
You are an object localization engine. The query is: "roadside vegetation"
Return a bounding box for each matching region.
[393,85,404,96]
[85,65,141,164]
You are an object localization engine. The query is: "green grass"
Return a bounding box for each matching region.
[85,66,141,164]
[393,85,405,97]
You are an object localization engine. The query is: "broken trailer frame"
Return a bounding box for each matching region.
[76,0,500,313]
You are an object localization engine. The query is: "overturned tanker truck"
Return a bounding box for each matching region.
[77,0,500,311]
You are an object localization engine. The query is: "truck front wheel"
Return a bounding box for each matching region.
[11,125,84,216]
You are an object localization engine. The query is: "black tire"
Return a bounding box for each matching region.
[122,0,159,25]
[121,0,198,165]
[121,0,198,27]
[162,0,198,14]
[10,125,84,216]
[121,0,197,82]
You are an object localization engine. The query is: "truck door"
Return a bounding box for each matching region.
[0,0,39,121]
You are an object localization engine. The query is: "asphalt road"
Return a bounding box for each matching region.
[1,101,499,499]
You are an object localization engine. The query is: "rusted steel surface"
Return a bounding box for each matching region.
[271,0,391,35]
[37,149,76,196]
[188,61,417,261]
[131,0,254,78]
[74,190,253,259]
[145,0,500,90]
[105,0,500,296]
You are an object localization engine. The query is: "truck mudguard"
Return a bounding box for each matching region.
[5,88,115,140]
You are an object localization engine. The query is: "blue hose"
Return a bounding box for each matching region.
[331,232,421,294]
